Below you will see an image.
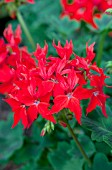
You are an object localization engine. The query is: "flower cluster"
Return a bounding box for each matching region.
[4,0,34,4]
[61,0,112,28]
[0,25,109,128]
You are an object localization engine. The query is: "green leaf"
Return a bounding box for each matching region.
[95,142,111,155]
[48,142,84,170]
[19,161,37,170]
[46,16,80,42]
[93,153,112,170]
[12,142,42,165]
[36,149,54,170]
[88,14,112,32]
[85,153,112,170]
[0,114,23,162]
[82,106,112,148]
[68,135,96,158]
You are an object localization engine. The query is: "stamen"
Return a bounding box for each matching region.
[93,91,99,96]
[34,100,40,105]
[67,93,72,99]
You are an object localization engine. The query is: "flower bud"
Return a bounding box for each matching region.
[66,113,73,120]
[40,129,46,137]
[105,8,112,15]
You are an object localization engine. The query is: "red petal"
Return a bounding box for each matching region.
[27,0,35,4]
[4,0,14,3]
[27,105,38,127]
[68,97,82,124]
[86,42,95,63]
[20,107,28,128]
[86,95,99,114]
[53,83,65,97]
[73,86,93,100]
[0,65,13,83]
[67,69,79,90]
[40,92,52,103]
[12,110,20,128]
[97,94,108,117]
[56,73,68,91]
[56,57,66,74]
[51,95,68,114]
[38,102,50,116]
[12,106,28,128]
[53,40,73,60]
[34,43,48,61]
[38,81,54,97]
[5,98,21,110]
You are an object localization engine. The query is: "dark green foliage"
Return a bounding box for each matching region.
[82,106,112,148]
[0,115,23,163]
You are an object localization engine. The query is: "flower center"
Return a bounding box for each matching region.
[93,91,99,96]
[51,78,58,83]
[67,93,73,99]
[77,7,86,15]
[34,100,40,105]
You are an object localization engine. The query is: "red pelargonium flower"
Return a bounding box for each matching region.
[0,24,109,129]
[4,0,14,2]
[3,24,22,46]
[86,70,110,116]
[53,40,73,60]
[27,0,35,4]
[93,0,112,11]
[60,0,112,28]
[0,65,14,83]
[50,69,92,124]
[0,39,7,65]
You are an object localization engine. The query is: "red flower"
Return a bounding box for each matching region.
[53,40,73,60]
[0,64,14,83]
[71,42,100,75]
[93,0,112,11]
[86,70,109,116]
[60,0,112,28]
[0,24,109,129]
[51,69,91,124]
[3,24,22,46]
[34,43,48,62]
[4,0,14,2]
[26,0,35,4]
[0,39,7,65]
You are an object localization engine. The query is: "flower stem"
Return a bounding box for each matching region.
[16,10,35,50]
[0,1,4,6]
[96,30,107,67]
[66,120,92,167]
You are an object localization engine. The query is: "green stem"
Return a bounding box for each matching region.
[0,1,4,6]
[16,10,35,50]
[66,120,92,167]
[96,31,107,67]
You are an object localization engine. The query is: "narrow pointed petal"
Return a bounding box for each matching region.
[12,110,20,128]
[68,97,82,124]
[27,105,38,127]
[86,95,100,114]
[20,107,28,128]
[67,69,79,90]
